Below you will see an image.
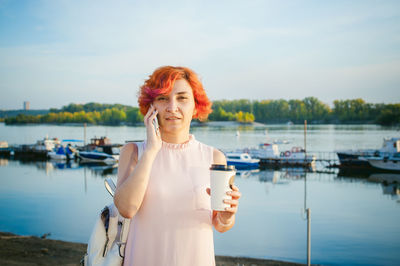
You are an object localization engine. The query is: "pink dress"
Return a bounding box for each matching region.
[123,134,215,266]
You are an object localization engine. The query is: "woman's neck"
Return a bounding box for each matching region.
[160,131,190,144]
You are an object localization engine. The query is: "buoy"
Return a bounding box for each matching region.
[284,151,291,157]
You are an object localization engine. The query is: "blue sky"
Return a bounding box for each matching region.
[1,0,399,110]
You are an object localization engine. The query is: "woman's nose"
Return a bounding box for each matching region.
[166,98,178,112]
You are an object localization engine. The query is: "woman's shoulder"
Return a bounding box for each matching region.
[121,142,137,153]
[120,142,138,162]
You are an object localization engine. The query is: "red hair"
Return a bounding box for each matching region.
[138,66,212,121]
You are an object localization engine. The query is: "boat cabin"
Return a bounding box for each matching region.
[381,138,400,154]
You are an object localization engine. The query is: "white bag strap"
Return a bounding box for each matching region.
[117,217,130,257]
[135,141,145,160]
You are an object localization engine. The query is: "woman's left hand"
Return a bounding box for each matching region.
[218,184,241,221]
[206,184,241,225]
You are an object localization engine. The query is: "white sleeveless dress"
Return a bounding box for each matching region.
[123,135,215,266]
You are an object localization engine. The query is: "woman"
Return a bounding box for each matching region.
[114,66,241,266]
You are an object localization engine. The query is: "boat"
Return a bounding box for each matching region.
[336,137,400,168]
[226,152,260,170]
[366,153,400,172]
[79,136,112,151]
[13,137,61,159]
[48,145,75,161]
[78,136,122,164]
[0,141,12,157]
[79,145,120,164]
[0,141,8,148]
[48,139,82,161]
[240,143,315,167]
[273,139,290,145]
[78,150,118,164]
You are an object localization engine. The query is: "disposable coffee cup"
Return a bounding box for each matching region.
[210,164,236,211]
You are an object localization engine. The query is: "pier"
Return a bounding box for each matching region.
[309,151,340,167]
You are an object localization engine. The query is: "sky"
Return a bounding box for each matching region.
[0,0,399,110]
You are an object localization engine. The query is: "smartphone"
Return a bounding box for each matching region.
[152,112,159,134]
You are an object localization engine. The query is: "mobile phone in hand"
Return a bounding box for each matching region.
[152,112,159,134]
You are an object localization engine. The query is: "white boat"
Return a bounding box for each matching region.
[79,151,118,164]
[241,143,315,166]
[79,145,120,164]
[366,153,400,172]
[14,136,61,159]
[34,137,61,152]
[337,137,400,168]
[0,141,8,148]
[226,152,260,170]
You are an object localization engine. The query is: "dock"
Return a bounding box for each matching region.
[309,151,340,167]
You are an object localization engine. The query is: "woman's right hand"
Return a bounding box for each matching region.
[144,104,162,154]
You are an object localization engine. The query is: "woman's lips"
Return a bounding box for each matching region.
[165,117,181,120]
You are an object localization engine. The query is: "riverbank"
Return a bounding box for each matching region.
[0,232,305,266]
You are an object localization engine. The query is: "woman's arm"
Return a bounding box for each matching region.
[114,143,159,218]
[114,105,162,219]
[211,148,241,233]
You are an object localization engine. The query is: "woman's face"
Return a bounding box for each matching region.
[152,79,196,135]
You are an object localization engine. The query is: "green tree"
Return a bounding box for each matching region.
[302,97,331,122]
[101,108,127,125]
[126,108,144,124]
[376,104,400,125]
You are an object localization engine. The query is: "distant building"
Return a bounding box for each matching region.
[23,101,30,110]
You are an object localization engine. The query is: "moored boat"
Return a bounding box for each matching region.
[0,141,11,157]
[78,136,122,164]
[48,145,75,161]
[226,152,260,170]
[13,137,61,159]
[240,143,315,167]
[336,137,400,168]
[48,139,82,161]
[78,145,120,164]
[78,150,118,164]
[366,153,400,172]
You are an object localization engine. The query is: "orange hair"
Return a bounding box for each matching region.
[138,66,212,121]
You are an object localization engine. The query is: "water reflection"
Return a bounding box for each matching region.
[79,162,118,176]
[336,168,400,203]
[243,167,400,204]
[370,173,400,202]
[258,167,307,183]
[0,158,8,166]
[236,169,259,179]
[0,158,118,177]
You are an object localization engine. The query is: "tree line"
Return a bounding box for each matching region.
[3,98,400,126]
[210,97,399,125]
[5,104,143,125]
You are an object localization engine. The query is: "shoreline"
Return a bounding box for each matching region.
[0,232,306,266]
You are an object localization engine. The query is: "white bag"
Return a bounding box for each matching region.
[82,203,130,266]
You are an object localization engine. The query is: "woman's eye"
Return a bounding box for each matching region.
[178,96,188,100]
[157,97,167,101]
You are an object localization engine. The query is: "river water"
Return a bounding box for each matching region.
[0,123,399,265]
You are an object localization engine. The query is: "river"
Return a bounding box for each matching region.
[0,122,399,265]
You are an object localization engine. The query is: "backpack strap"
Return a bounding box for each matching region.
[117,216,130,258]
[135,141,145,160]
